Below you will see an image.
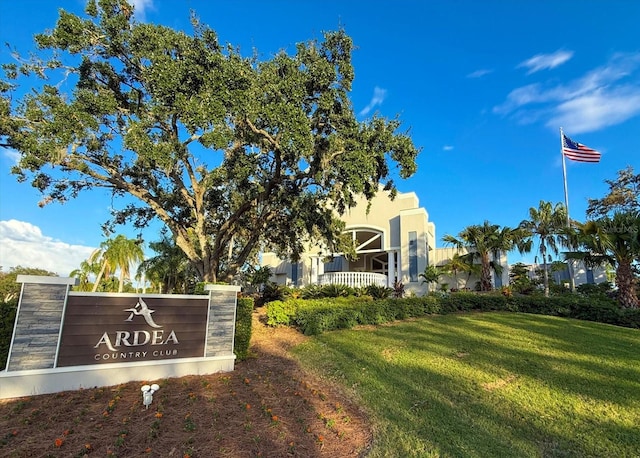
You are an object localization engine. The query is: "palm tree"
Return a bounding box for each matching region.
[69,259,100,291]
[565,212,640,308]
[518,201,568,297]
[247,265,273,293]
[89,243,113,292]
[419,265,442,292]
[443,221,525,292]
[550,260,569,286]
[137,230,196,294]
[91,235,144,292]
[509,262,535,293]
[441,252,473,290]
[111,235,145,292]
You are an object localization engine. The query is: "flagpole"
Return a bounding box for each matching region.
[560,127,570,225]
[560,127,575,291]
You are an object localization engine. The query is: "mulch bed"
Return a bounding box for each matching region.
[0,308,372,457]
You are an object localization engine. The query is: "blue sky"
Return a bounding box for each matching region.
[1,0,639,276]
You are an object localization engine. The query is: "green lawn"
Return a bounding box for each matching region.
[292,312,640,457]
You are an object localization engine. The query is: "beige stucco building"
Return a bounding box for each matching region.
[517,261,609,288]
[260,188,509,295]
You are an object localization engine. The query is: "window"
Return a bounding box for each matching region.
[409,231,418,282]
[494,271,502,288]
[324,256,344,272]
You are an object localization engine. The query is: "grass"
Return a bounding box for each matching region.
[292,312,640,457]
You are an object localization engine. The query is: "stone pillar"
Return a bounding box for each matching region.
[204,284,242,357]
[6,276,77,371]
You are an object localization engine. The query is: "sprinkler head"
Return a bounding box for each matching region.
[141,384,158,409]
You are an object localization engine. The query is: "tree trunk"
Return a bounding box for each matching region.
[201,252,218,283]
[616,261,639,308]
[481,253,492,291]
[92,261,108,292]
[541,245,549,297]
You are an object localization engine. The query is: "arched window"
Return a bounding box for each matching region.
[345,228,384,253]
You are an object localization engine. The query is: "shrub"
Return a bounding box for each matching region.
[565,297,622,325]
[436,291,509,313]
[500,286,513,297]
[365,284,393,300]
[261,282,286,305]
[422,294,443,314]
[193,281,229,295]
[294,305,335,335]
[265,288,639,336]
[393,281,405,298]
[300,284,324,299]
[514,295,562,316]
[576,282,613,298]
[266,299,303,326]
[390,297,429,319]
[321,284,355,298]
[618,308,640,328]
[356,301,389,325]
[0,301,17,370]
[234,297,253,361]
[549,282,572,296]
[508,294,625,325]
[294,297,438,335]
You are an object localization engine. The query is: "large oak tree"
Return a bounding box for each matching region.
[0,0,420,282]
[586,166,639,218]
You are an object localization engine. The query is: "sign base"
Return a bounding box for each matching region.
[0,355,235,399]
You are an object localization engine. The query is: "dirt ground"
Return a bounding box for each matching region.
[0,308,372,457]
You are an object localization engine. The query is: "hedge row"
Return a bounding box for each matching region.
[234,296,253,361]
[0,301,17,370]
[266,292,640,335]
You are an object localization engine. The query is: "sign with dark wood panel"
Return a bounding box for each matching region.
[57,295,209,367]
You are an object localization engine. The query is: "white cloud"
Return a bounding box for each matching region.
[518,50,574,74]
[493,83,545,114]
[494,53,640,133]
[548,87,640,134]
[127,0,154,21]
[359,86,387,117]
[2,148,20,165]
[467,69,493,78]
[443,145,454,151]
[0,220,96,276]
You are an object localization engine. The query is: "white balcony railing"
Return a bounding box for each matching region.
[318,272,388,288]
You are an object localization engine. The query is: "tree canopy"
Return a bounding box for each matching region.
[564,212,640,308]
[587,166,639,218]
[0,266,57,304]
[0,0,420,282]
[136,229,198,294]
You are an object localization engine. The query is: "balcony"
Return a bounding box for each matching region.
[318,272,388,288]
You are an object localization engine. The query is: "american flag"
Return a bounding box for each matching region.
[562,134,601,163]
